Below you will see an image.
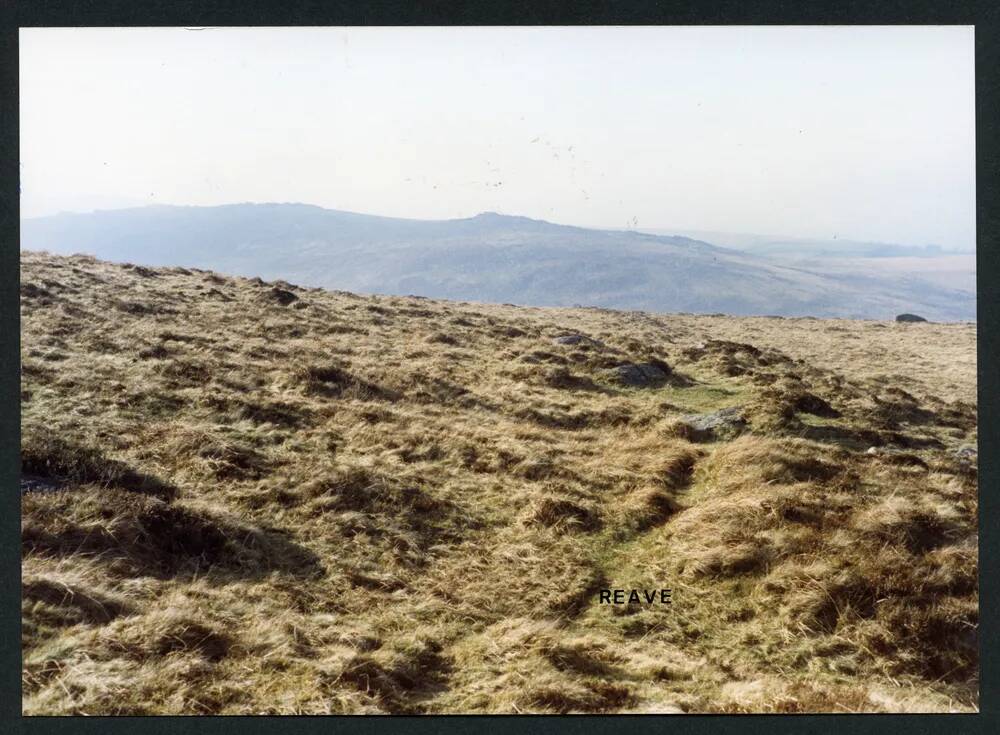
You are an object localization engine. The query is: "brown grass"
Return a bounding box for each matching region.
[20,251,977,714]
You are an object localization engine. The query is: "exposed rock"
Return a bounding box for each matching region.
[679,406,747,442]
[952,445,977,459]
[895,313,928,323]
[951,445,978,468]
[606,362,670,387]
[553,333,604,347]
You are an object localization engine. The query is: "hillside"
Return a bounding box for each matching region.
[21,251,978,714]
[639,228,977,297]
[20,204,976,321]
[640,228,970,259]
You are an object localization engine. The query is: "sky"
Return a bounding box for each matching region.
[20,26,975,250]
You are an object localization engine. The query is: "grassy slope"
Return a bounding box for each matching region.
[20,251,978,714]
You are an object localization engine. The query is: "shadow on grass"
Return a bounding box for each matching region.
[21,429,177,501]
[22,488,325,583]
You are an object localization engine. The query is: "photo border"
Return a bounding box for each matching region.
[2,2,996,733]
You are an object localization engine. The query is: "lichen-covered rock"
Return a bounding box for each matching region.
[679,406,747,442]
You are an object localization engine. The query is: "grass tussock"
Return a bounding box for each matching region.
[20,251,977,714]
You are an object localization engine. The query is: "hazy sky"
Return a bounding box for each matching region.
[20,26,975,249]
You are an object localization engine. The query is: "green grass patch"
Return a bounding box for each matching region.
[657,383,745,414]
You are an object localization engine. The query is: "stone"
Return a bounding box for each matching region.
[895,313,928,323]
[679,406,748,442]
[552,333,604,347]
[607,362,670,387]
[951,445,977,468]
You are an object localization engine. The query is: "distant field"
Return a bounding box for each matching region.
[21,251,978,714]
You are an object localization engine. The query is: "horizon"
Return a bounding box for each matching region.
[19,199,975,253]
[20,26,975,251]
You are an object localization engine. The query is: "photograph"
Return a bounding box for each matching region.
[18,25,978,715]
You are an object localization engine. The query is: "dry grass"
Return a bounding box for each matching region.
[20,251,977,714]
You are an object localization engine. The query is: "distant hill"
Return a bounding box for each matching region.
[20,203,975,320]
[637,227,977,296]
[638,228,972,259]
